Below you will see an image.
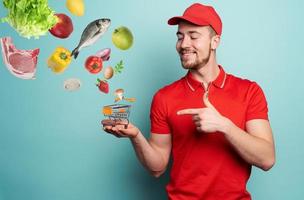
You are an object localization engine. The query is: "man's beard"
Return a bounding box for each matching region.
[180,44,212,70]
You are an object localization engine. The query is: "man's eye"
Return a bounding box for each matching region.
[190,36,199,40]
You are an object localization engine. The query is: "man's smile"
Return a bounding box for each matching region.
[180,51,196,60]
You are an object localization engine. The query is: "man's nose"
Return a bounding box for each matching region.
[180,36,191,48]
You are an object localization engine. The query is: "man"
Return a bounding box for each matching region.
[103,3,275,200]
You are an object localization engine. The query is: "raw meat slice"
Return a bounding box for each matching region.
[0,37,39,79]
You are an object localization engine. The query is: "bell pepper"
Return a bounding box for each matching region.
[47,47,72,73]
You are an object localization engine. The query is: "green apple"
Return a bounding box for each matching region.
[112,26,133,50]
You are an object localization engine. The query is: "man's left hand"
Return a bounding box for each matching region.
[177,92,231,133]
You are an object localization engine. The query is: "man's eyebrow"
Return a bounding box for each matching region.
[188,31,201,35]
[176,31,201,35]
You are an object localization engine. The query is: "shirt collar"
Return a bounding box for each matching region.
[185,65,227,91]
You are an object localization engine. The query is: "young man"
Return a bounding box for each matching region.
[103,3,275,200]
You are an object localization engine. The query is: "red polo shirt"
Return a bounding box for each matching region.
[150,66,268,200]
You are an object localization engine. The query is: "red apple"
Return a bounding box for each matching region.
[49,13,73,39]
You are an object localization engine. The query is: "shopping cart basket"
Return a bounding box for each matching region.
[101,104,131,128]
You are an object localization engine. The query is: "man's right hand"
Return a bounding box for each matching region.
[103,122,139,138]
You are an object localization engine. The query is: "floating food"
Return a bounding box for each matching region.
[103,66,114,80]
[114,89,124,102]
[113,60,124,74]
[103,60,124,80]
[0,37,39,79]
[71,18,111,59]
[85,56,103,74]
[47,47,72,74]
[96,78,109,94]
[66,0,85,16]
[63,78,81,91]
[1,0,57,38]
[112,26,133,50]
[49,13,73,39]
[95,48,111,61]
[114,88,136,103]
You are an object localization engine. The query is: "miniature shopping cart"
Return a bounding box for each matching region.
[101,104,131,128]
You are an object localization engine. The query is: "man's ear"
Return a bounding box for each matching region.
[211,35,221,50]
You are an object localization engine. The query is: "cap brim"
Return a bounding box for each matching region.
[168,16,209,26]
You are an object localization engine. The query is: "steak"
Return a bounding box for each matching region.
[0,37,39,79]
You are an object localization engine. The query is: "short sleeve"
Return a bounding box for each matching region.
[246,82,269,121]
[150,91,171,134]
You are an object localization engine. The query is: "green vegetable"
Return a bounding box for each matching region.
[114,60,124,74]
[1,0,58,39]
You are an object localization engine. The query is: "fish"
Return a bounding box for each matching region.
[71,18,111,59]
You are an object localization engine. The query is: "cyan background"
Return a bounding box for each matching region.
[0,0,303,199]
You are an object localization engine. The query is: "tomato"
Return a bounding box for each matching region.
[85,56,103,74]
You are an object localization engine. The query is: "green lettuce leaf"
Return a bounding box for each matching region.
[1,0,58,39]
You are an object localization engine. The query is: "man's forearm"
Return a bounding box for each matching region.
[223,122,275,171]
[130,131,167,175]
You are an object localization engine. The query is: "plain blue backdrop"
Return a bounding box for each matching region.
[0,0,303,199]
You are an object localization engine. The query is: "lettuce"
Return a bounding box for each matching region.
[1,0,58,39]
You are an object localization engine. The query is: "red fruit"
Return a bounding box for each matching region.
[96,79,109,94]
[49,13,73,39]
[85,56,103,74]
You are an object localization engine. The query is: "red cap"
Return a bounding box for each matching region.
[168,3,222,35]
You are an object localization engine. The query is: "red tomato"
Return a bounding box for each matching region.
[85,56,103,74]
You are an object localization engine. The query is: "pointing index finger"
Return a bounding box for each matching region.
[177,108,200,115]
